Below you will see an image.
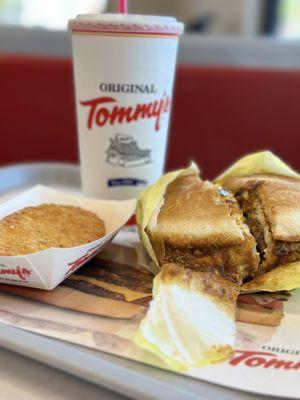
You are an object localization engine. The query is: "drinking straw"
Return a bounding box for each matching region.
[118,0,127,13]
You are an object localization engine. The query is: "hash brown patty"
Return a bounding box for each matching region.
[0,204,105,256]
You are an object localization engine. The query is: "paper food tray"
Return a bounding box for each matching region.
[0,185,136,290]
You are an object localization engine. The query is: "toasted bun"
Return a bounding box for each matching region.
[148,173,246,248]
[259,181,300,242]
[223,173,300,193]
[224,174,300,242]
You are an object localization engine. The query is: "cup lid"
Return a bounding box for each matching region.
[69,13,184,36]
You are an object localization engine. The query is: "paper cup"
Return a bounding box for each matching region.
[0,185,135,290]
[69,14,184,200]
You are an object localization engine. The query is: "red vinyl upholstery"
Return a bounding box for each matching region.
[1,55,299,179]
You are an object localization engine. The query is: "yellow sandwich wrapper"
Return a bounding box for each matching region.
[214,150,299,185]
[215,150,300,293]
[241,262,300,293]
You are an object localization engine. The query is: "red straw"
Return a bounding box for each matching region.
[118,0,127,13]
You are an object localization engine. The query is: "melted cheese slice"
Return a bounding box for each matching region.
[68,275,150,302]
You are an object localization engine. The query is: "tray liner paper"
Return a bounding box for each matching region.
[0,228,299,399]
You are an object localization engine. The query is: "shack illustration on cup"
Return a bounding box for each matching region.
[106,133,152,168]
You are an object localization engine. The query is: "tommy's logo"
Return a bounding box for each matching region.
[80,92,171,132]
[230,350,300,370]
[0,266,31,281]
[66,247,101,276]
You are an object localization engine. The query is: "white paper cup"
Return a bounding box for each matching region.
[69,14,183,200]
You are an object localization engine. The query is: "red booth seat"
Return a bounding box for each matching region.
[1,55,299,179]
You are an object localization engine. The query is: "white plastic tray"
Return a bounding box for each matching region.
[0,162,279,400]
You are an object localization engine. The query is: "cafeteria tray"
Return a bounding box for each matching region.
[0,162,279,400]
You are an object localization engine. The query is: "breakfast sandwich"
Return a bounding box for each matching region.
[223,174,300,275]
[0,204,105,256]
[146,172,259,284]
[135,154,300,369]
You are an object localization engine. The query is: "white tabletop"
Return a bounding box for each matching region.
[0,347,129,400]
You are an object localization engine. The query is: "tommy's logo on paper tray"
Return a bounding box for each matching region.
[80,92,171,132]
[230,350,300,370]
[66,246,101,276]
[0,266,31,281]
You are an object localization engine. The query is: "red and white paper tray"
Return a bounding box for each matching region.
[0,185,136,290]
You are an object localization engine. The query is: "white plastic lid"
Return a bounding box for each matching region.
[69,13,184,36]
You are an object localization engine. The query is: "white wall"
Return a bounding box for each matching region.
[108,0,244,35]
[176,0,243,34]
